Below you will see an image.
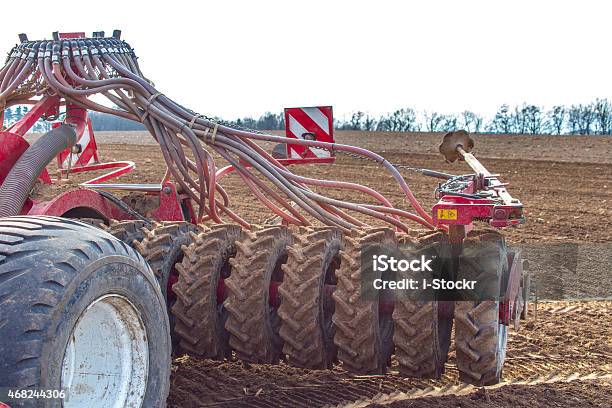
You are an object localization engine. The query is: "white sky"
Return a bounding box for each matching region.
[1,0,610,121]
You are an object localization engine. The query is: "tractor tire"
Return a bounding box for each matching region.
[332,228,396,374]
[392,231,454,378]
[454,230,509,386]
[224,226,293,364]
[0,216,170,408]
[171,224,243,359]
[103,219,150,248]
[278,228,342,369]
[133,221,198,303]
[133,221,199,352]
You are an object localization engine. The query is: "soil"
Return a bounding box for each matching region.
[377,380,612,408]
[28,130,612,406]
[167,301,611,407]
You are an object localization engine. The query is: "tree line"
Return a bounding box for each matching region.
[3,98,611,135]
[1,108,145,132]
[227,98,612,135]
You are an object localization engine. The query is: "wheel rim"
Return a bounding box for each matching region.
[61,294,149,408]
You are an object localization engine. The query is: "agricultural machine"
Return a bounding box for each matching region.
[0,31,527,407]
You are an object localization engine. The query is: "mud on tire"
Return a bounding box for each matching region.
[454,230,509,385]
[278,227,342,369]
[332,227,396,374]
[224,226,293,363]
[103,219,149,248]
[392,231,454,378]
[133,221,199,352]
[0,216,171,407]
[171,224,243,359]
[133,221,198,303]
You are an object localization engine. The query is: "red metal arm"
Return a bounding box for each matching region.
[432,148,524,228]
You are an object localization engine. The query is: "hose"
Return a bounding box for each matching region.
[0,35,440,231]
[0,125,76,217]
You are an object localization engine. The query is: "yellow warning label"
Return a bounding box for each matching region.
[437,209,458,220]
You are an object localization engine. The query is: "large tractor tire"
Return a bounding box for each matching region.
[392,231,454,379]
[332,228,396,374]
[278,228,342,369]
[171,224,243,359]
[0,216,171,408]
[454,230,509,386]
[224,226,293,364]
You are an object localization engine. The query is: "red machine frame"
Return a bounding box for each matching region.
[431,144,525,327]
[0,94,185,222]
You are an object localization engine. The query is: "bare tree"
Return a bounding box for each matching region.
[425,111,444,132]
[593,98,611,135]
[568,104,595,134]
[349,111,365,130]
[488,105,513,133]
[461,111,483,133]
[375,117,391,131]
[547,106,565,135]
[363,114,377,131]
[523,105,543,135]
[375,112,395,131]
[376,108,419,132]
[568,106,580,134]
[398,108,420,131]
[512,105,529,134]
[439,114,458,132]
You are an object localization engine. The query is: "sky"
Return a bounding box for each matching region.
[1,1,610,121]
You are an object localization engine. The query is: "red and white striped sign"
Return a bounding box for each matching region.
[284,106,334,159]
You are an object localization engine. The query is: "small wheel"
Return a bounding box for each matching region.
[278,228,342,369]
[392,231,454,378]
[454,231,509,385]
[224,226,293,364]
[171,224,243,359]
[0,216,170,407]
[332,228,396,374]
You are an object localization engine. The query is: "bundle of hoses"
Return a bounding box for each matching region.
[0,36,437,232]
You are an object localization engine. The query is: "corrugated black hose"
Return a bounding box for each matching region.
[0,125,76,217]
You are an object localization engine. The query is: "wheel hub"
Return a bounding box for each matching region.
[61,294,149,408]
